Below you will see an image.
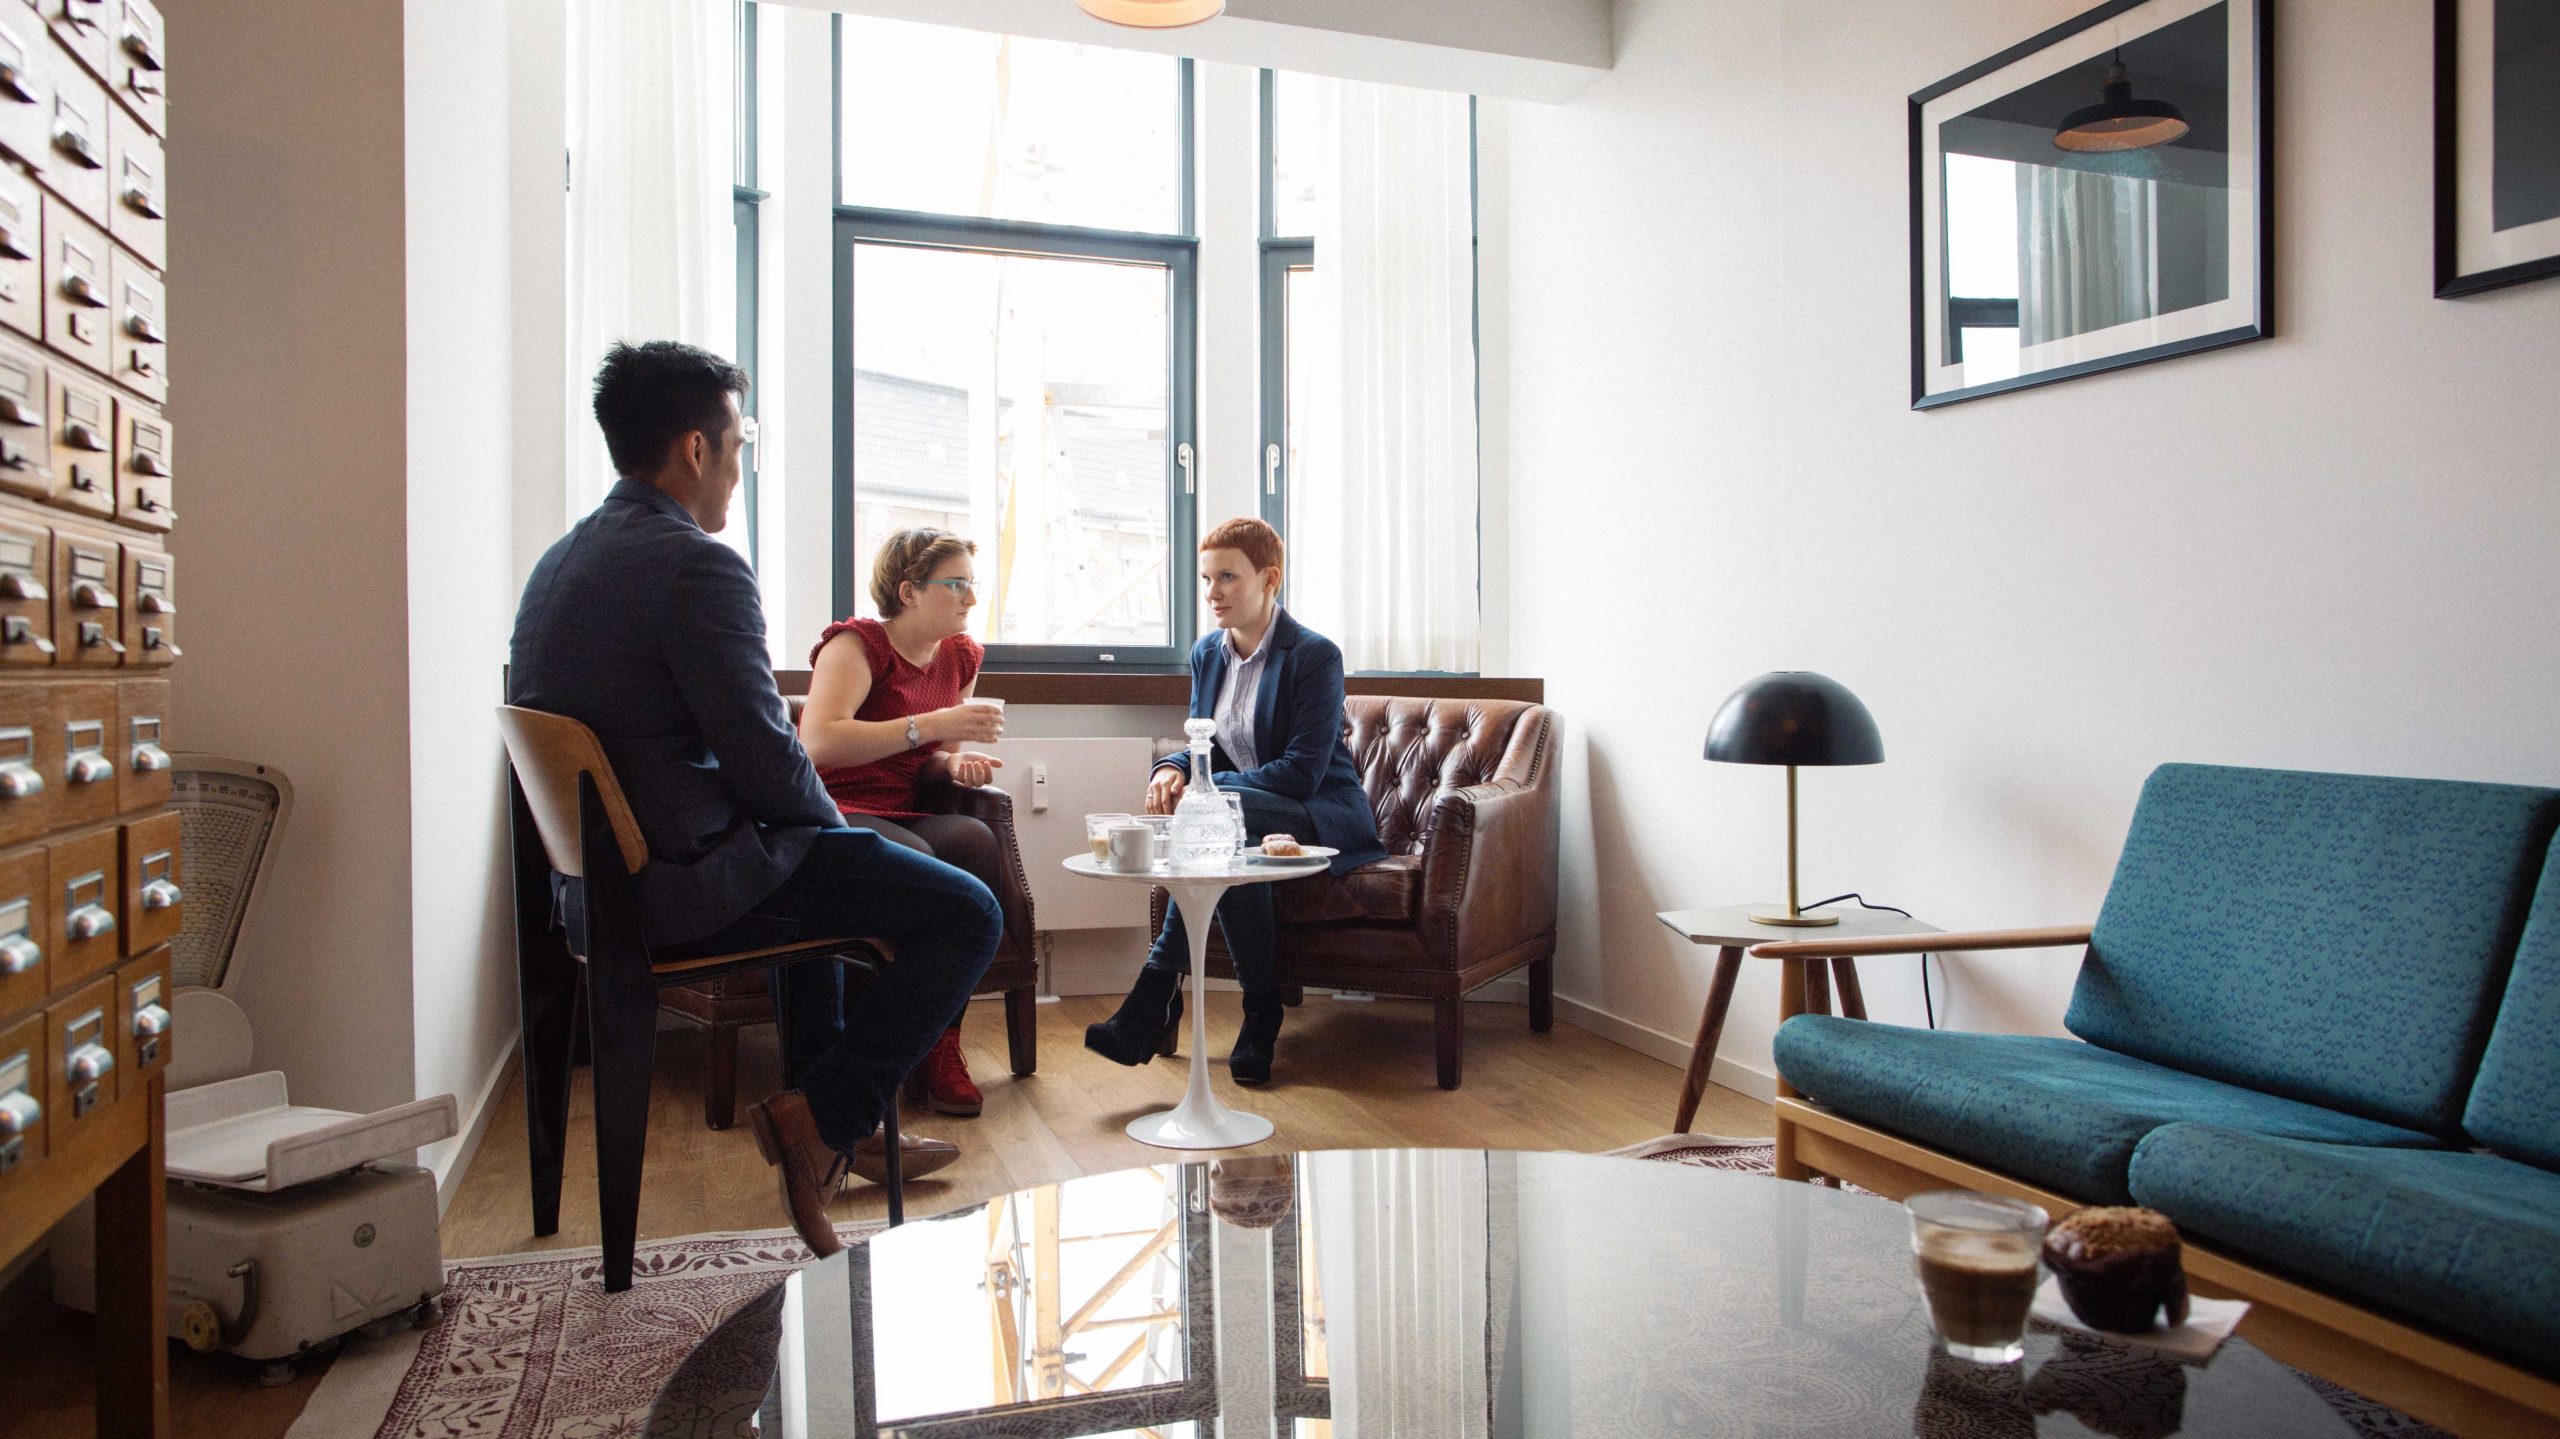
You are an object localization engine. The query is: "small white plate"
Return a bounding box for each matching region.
[1250,845,1338,861]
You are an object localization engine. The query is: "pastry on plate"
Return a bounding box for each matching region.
[1259,834,1305,857]
[2042,1205,2189,1332]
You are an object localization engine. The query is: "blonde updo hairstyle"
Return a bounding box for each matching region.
[870,528,978,618]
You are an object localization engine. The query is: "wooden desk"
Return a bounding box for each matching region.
[1653,904,1936,1131]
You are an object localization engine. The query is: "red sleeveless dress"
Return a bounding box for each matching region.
[808,617,984,820]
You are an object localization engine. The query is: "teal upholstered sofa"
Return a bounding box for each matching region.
[1765,763,2560,1435]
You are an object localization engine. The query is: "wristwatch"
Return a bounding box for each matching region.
[905,716,922,749]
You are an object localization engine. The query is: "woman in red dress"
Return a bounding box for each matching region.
[798,529,1008,1116]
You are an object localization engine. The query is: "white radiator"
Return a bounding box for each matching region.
[981,737,1155,931]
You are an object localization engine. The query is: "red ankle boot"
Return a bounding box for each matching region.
[906,1027,983,1117]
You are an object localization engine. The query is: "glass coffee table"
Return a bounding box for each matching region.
[645,1150,2354,1438]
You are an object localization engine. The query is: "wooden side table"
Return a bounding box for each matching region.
[1654,904,1938,1132]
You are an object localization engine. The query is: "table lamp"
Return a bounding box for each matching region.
[1704,671,1883,927]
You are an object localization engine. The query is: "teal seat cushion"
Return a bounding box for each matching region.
[2129,1123,2560,1375]
[2067,764,2560,1136]
[1773,1016,2441,1204]
[2468,838,2560,1168]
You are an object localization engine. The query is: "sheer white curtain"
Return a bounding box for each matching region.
[564,0,736,532]
[2016,165,2158,348]
[1309,1149,1491,1437]
[1298,80,1479,674]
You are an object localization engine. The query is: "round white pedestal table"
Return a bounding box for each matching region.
[1062,851,1328,1150]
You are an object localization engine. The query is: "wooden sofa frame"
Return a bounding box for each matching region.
[1756,926,2560,1439]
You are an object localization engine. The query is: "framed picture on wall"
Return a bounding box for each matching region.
[1909,0,2272,409]
[2437,0,2560,296]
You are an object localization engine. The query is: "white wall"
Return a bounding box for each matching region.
[167,0,419,1119]
[403,0,566,1185]
[166,0,563,1185]
[1496,0,2560,1098]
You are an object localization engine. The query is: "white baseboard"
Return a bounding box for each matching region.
[431,1040,518,1214]
[1551,993,1776,1103]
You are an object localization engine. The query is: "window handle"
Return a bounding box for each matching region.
[1265,443,1280,496]
[1176,442,1193,496]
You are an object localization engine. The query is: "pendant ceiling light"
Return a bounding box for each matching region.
[2053,50,2189,152]
[1077,0,1224,27]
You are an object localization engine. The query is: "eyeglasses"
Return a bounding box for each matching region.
[915,578,978,598]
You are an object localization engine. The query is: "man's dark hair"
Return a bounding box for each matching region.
[591,340,750,478]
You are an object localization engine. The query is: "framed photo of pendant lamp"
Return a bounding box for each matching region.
[1909,0,2271,408]
[2436,0,2560,297]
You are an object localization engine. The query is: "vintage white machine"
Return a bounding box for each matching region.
[54,757,456,1382]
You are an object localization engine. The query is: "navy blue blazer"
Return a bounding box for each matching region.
[508,478,845,947]
[1152,609,1385,876]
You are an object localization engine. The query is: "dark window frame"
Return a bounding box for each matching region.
[830,21,1199,672]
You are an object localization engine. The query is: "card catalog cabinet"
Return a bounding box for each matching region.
[0,6,171,1427]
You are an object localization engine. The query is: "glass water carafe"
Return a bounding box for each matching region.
[1171,719,1241,872]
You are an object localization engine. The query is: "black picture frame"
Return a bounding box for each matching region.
[1909,0,2273,409]
[2435,0,2560,297]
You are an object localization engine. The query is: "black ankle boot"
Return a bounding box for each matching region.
[1230,995,1285,1086]
[1085,965,1183,1066]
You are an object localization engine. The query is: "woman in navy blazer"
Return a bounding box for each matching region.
[1085,519,1384,1084]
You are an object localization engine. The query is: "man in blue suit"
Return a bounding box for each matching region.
[508,341,995,1255]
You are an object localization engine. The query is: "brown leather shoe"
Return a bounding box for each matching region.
[849,1127,961,1185]
[747,1090,851,1258]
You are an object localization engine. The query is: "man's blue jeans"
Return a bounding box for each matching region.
[1142,783,1312,995]
[668,828,998,1153]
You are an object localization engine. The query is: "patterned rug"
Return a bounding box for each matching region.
[294,1142,2451,1438]
[285,1224,875,1439]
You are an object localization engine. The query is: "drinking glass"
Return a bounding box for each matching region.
[1218,792,1247,858]
[1138,814,1175,868]
[1905,1190,2048,1364]
[1085,813,1132,863]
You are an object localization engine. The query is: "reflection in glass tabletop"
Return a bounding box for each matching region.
[644,1149,2352,1438]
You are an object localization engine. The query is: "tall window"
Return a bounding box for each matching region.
[734,0,763,558]
[834,18,1196,668]
[1258,70,1321,541]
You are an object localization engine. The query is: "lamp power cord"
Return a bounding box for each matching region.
[1801,892,1938,1029]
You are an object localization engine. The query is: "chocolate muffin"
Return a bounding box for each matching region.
[2042,1206,2191,1333]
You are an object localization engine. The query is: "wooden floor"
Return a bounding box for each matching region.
[5,992,1769,1439]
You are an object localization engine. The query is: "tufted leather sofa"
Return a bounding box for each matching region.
[1152,696,1560,1088]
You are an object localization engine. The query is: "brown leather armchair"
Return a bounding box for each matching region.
[659,721,1042,1130]
[1151,696,1560,1088]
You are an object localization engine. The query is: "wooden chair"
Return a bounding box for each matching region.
[497,705,906,1293]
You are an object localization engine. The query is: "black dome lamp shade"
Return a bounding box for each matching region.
[2054,51,2190,153]
[1705,672,1883,927]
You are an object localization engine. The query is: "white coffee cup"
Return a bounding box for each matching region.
[1106,822,1153,873]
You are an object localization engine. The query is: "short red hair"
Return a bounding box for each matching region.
[1199,517,1284,581]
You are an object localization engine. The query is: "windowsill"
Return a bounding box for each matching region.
[773,670,1544,705]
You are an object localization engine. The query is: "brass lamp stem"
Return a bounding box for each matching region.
[1753,762,1840,927]
[1786,763,1801,918]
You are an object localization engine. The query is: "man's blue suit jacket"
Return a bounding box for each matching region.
[508,478,842,947]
